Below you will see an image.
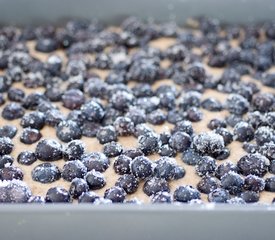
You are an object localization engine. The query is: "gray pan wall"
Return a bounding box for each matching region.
[0,0,275,240]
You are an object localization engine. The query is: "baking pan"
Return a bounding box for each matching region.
[0,1,275,240]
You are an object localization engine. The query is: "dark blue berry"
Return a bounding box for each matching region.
[130,156,153,179]
[143,177,170,196]
[197,175,219,194]
[81,152,110,172]
[85,170,106,190]
[115,174,139,194]
[17,151,37,165]
[31,163,61,183]
[61,160,87,182]
[35,139,63,161]
[45,187,71,203]
[20,128,42,144]
[208,188,230,203]
[69,178,89,198]
[174,185,201,203]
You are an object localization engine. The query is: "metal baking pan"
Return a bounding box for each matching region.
[0,0,275,240]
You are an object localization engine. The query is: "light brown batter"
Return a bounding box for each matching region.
[0,36,274,204]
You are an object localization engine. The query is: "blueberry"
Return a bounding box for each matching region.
[173,185,201,203]
[260,142,275,160]
[85,170,106,190]
[130,156,153,179]
[69,178,89,198]
[246,111,265,129]
[0,75,12,92]
[0,93,5,106]
[35,139,63,161]
[215,148,230,160]
[0,137,13,155]
[81,152,110,172]
[270,160,275,174]
[172,120,193,135]
[244,174,265,192]
[159,132,171,145]
[146,109,166,125]
[125,107,146,125]
[193,132,225,157]
[78,191,100,203]
[45,187,71,203]
[169,131,191,152]
[31,163,61,183]
[63,140,85,161]
[213,128,233,145]
[179,91,201,111]
[110,90,134,111]
[143,177,170,196]
[0,180,32,203]
[240,191,259,203]
[227,197,246,205]
[237,153,269,177]
[207,119,227,130]
[20,111,45,130]
[225,114,243,127]
[35,38,58,52]
[262,73,275,88]
[265,112,275,129]
[96,126,118,144]
[215,161,238,179]
[242,143,259,154]
[2,102,25,120]
[56,120,82,143]
[151,192,172,203]
[158,144,177,157]
[17,151,37,165]
[201,98,223,112]
[181,149,202,166]
[187,63,206,83]
[61,160,87,182]
[138,132,160,155]
[104,186,127,203]
[62,89,85,110]
[185,107,203,122]
[103,141,123,157]
[208,188,230,203]
[197,175,219,194]
[220,171,244,195]
[45,109,65,127]
[233,122,254,142]
[81,100,105,122]
[195,156,217,177]
[123,148,144,159]
[81,121,101,138]
[254,126,275,146]
[0,165,23,180]
[0,155,14,168]
[226,94,249,115]
[28,196,46,203]
[45,87,63,102]
[132,83,153,98]
[134,123,154,137]
[20,128,42,144]
[265,177,275,192]
[22,93,46,110]
[7,87,25,102]
[136,96,160,114]
[115,174,139,194]
[252,93,274,113]
[114,116,134,136]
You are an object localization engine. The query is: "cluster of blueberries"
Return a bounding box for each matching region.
[0,16,274,203]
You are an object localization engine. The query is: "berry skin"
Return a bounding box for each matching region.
[244,174,265,192]
[62,89,85,110]
[213,128,233,145]
[265,177,275,192]
[207,119,227,130]
[0,137,14,155]
[237,153,269,177]
[45,187,71,203]
[151,192,172,203]
[0,125,17,139]
[138,132,160,155]
[104,186,127,203]
[0,166,24,180]
[226,94,249,115]
[254,126,275,146]
[63,140,85,161]
[2,103,25,120]
[113,155,132,175]
[28,196,46,203]
[201,98,223,112]
[193,132,225,157]
[114,116,134,136]
[96,126,118,144]
[130,156,153,179]
[61,160,87,182]
[17,151,37,165]
[173,185,201,203]
[81,100,105,122]
[78,192,100,203]
[240,191,259,203]
[0,155,14,168]
[35,38,58,52]
[220,171,244,195]
[208,188,230,203]
[103,141,123,158]
[195,156,217,177]
[56,120,82,143]
[35,139,63,161]
[215,161,238,179]
[252,93,274,113]
[233,122,254,142]
[20,128,42,144]
[69,178,89,198]
[181,149,202,166]
[85,170,106,190]
[169,131,191,152]
[197,175,219,194]
[143,177,170,196]
[115,174,139,194]
[81,152,110,172]
[31,163,61,183]
[20,111,45,130]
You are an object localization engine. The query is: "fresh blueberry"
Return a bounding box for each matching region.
[151,191,172,203]
[174,185,201,203]
[138,132,160,155]
[69,178,89,198]
[35,139,63,161]
[78,191,100,203]
[20,128,42,144]
[2,102,25,120]
[0,137,13,155]
[169,131,191,152]
[0,155,14,168]
[31,163,61,183]
[208,188,230,203]
[45,187,71,203]
[20,111,45,130]
[197,175,219,194]
[240,191,259,203]
[220,171,244,195]
[85,170,106,190]
[143,177,170,196]
[195,156,217,176]
[104,186,127,203]
[17,151,37,165]
[81,152,110,172]
[0,165,24,180]
[61,160,87,182]
[115,174,139,194]
[233,122,254,142]
[56,120,82,143]
[181,149,202,166]
[130,156,153,179]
